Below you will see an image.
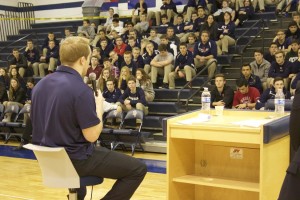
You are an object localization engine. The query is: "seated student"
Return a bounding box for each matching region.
[84,56,103,84]
[166,26,181,48]
[107,19,124,39]
[148,29,161,46]
[168,43,196,89]
[150,44,174,89]
[267,50,292,88]
[186,33,196,53]
[142,41,160,74]
[2,78,26,122]
[41,32,60,56]
[113,36,127,56]
[273,29,291,53]
[174,14,186,38]
[0,68,10,90]
[234,0,254,26]
[109,50,124,70]
[194,30,218,80]
[117,76,148,115]
[97,67,115,92]
[107,13,124,34]
[9,67,26,90]
[200,14,219,41]
[181,12,199,43]
[99,39,114,63]
[136,68,155,102]
[77,19,96,42]
[160,34,174,55]
[285,39,299,63]
[285,21,300,41]
[8,48,28,78]
[23,78,35,123]
[131,0,148,25]
[159,14,171,28]
[121,51,138,76]
[196,6,207,26]
[118,66,131,92]
[233,78,260,110]
[292,12,300,28]
[132,47,144,69]
[211,73,234,108]
[240,64,263,94]
[121,22,136,42]
[125,37,139,52]
[213,0,235,22]
[103,58,120,79]
[38,40,59,77]
[216,11,236,55]
[60,27,73,44]
[94,30,112,48]
[102,78,121,112]
[24,39,40,77]
[134,13,149,33]
[250,49,271,91]
[256,77,291,110]
[264,42,278,64]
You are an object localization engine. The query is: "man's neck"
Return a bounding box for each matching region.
[217,86,224,93]
[256,59,263,65]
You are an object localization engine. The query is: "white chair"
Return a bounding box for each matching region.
[23,144,103,200]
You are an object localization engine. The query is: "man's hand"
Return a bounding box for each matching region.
[95,90,104,118]
[214,101,225,106]
[235,103,247,109]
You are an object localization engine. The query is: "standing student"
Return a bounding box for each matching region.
[31,37,147,200]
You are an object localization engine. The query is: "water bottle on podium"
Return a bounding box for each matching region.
[274,88,285,116]
[201,87,211,115]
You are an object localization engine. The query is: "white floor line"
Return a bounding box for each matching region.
[0,194,33,200]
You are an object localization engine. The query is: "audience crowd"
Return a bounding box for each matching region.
[1,0,300,122]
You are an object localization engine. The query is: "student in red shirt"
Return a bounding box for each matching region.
[113,36,127,56]
[233,78,260,109]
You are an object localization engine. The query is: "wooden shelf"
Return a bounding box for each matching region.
[173,175,260,192]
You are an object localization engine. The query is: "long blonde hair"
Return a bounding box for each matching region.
[118,66,131,89]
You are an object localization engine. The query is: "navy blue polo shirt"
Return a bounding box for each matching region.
[31,66,100,160]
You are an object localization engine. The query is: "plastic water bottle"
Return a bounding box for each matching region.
[201,87,211,115]
[274,89,285,116]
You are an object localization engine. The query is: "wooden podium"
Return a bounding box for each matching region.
[166,110,290,200]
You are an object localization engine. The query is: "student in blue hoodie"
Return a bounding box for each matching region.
[194,30,217,79]
[255,77,291,110]
[117,76,148,115]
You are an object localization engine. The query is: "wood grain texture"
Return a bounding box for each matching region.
[0,155,167,200]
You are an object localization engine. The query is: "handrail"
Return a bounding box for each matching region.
[0,32,38,54]
[176,60,217,111]
[235,18,265,54]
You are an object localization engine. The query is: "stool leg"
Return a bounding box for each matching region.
[68,188,77,200]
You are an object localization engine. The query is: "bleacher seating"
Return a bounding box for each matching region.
[0,4,296,153]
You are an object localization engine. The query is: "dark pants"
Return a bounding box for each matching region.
[71,146,147,200]
[290,108,300,161]
[278,147,300,200]
[22,118,32,142]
